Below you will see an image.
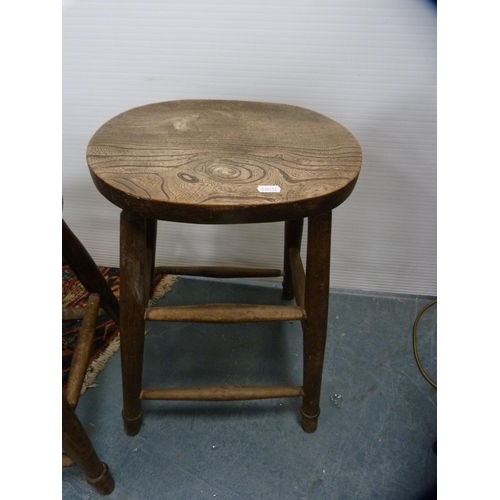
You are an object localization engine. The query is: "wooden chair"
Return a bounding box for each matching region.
[62,219,119,495]
[86,100,362,436]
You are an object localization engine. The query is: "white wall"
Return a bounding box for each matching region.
[62,0,436,296]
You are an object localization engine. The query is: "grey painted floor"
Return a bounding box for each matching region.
[62,277,437,500]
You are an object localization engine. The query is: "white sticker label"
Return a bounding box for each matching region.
[258,185,281,193]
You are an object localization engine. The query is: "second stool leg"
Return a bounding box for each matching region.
[62,395,115,495]
[62,219,120,325]
[120,211,149,436]
[146,218,158,299]
[282,219,304,300]
[301,211,332,433]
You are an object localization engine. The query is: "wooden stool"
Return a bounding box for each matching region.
[86,100,362,436]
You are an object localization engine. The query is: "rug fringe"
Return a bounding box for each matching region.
[81,336,121,392]
[80,274,178,395]
[149,274,178,306]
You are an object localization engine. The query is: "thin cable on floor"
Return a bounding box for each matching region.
[413,299,437,389]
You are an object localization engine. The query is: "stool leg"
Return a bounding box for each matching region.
[301,211,332,433]
[120,210,149,436]
[146,218,158,299]
[62,219,120,325]
[282,219,304,300]
[62,395,115,495]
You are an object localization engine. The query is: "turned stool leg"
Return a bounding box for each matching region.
[62,396,115,495]
[120,211,149,436]
[301,211,332,433]
[146,218,158,299]
[282,219,304,300]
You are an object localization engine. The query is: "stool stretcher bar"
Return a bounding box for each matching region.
[63,307,107,321]
[155,266,283,279]
[140,385,304,401]
[145,304,305,323]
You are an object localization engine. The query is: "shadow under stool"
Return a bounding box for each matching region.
[86,100,362,436]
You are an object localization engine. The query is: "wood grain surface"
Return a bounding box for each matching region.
[87,100,362,223]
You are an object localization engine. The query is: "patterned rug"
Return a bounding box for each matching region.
[62,266,177,394]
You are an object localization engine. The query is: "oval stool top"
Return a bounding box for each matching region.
[87,100,362,224]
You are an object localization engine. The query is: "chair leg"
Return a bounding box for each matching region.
[62,395,115,495]
[146,218,158,300]
[120,210,149,436]
[282,219,304,300]
[301,211,332,433]
[62,219,120,325]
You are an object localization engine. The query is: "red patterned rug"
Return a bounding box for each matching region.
[62,265,177,394]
